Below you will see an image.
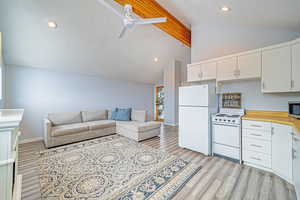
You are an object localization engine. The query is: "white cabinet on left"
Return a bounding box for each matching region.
[0,109,24,200]
[272,123,293,183]
[187,61,217,82]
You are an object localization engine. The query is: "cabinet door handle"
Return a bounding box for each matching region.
[251,157,262,161]
[250,133,263,137]
[291,80,295,88]
[293,148,297,160]
[198,72,203,79]
[250,124,262,128]
[250,144,263,148]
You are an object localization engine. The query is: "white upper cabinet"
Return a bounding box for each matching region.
[272,123,293,183]
[187,64,201,82]
[216,51,261,82]
[292,42,300,91]
[201,62,217,81]
[187,62,216,82]
[217,57,237,81]
[237,52,261,79]
[262,45,291,93]
[188,37,300,93]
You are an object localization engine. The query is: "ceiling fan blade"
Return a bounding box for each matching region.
[96,0,124,19]
[134,17,167,25]
[119,27,127,38]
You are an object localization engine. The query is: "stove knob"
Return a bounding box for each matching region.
[232,120,236,123]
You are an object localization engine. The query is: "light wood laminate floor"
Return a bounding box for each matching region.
[18,126,297,200]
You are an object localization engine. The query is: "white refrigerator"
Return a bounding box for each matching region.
[179,84,218,155]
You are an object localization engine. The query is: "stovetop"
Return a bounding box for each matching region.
[212,108,245,126]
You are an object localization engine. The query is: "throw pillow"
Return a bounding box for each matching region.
[110,108,119,120]
[115,108,132,121]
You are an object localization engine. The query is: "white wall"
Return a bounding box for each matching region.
[219,79,300,111]
[5,65,153,140]
[191,25,300,111]
[192,25,300,62]
[0,33,5,108]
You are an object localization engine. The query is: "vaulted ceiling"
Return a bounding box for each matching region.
[156,0,300,32]
[1,0,300,84]
[0,0,190,84]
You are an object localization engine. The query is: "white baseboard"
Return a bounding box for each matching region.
[164,122,178,127]
[19,137,43,144]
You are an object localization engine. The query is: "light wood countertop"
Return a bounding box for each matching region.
[242,110,300,134]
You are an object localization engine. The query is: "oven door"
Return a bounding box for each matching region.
[213,124,240,148]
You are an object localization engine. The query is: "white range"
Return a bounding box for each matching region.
[212,108,245,162]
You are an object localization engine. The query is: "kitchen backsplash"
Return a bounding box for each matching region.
[218,79,300,111]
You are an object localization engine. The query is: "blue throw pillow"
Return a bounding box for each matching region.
[115,108,132,121]
[110,108,118,120]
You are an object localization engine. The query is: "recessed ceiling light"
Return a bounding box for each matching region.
[48,21,57,28]
[221,6,231,12]
[154,57,158,62]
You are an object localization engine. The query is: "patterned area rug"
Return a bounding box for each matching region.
[38,135,201,200]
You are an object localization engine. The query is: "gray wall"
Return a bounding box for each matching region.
[219,79,300,111]
[5,65,153,140]
[191,25,300,111]
[164,60,181,126]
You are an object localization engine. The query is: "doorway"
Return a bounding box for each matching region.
[155,86,164,122]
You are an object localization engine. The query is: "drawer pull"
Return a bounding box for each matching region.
[250,144,263,148]
[250,156,262,161]
[250,124,262,128]
[250,133,263,137]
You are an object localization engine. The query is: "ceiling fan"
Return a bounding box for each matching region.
[96,0,167,38]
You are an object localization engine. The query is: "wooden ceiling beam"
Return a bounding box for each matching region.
[113,0,191,47]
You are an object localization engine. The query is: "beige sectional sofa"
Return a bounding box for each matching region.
[44,109,161,148]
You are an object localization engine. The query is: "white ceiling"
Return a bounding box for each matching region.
[0,0,190,84]
[157,0,300,32]
[2,0,300,84]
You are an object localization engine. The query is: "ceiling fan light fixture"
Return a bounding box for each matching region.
[48,21,57,28]
[221,6,231,12]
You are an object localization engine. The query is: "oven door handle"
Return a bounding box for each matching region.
[213,123,239,127]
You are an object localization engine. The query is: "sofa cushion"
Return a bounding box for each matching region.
[51,123,89,137]
[86,120,116,130]
[131,110,146,122]
[110,108,118,120]
[115,108,132,121]
[81,110,107,122]
[48,112,82,126]
[117,121,161,132]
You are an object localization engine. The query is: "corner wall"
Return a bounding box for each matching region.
[5,65,153,141]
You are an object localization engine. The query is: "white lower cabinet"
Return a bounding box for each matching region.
[242,120,293,183]
[242,120,272,170]
[293,132,300,199]
[272,123,293,183]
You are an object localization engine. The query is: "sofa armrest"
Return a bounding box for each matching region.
[44,119,52,147]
